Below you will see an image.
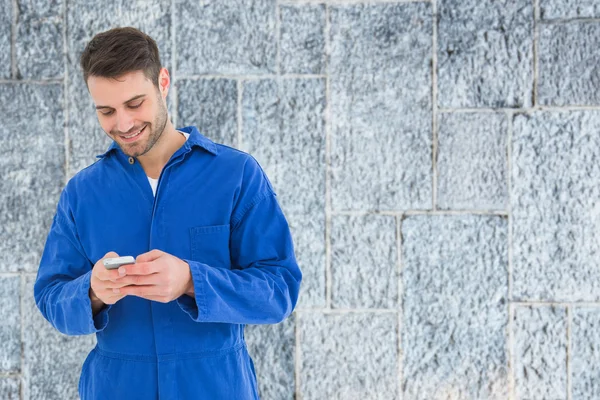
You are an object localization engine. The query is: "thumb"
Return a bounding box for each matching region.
[136,249,163,263]
[103,251,119,259]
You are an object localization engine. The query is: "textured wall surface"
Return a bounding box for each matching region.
[1,0,598,399]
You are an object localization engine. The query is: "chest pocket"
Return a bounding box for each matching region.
[190,224,231,269]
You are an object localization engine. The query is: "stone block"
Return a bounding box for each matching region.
[176,0,276,75]
[402,215,508,399]
[242,78,325,215]
[0,277,20,373]
[541,0,600,19]
[437,0,533,108]
[177,78,238,147]
[0,84,64,272]
[0,0,11,79]
[331,215,397,309]
[0,378,20,400]
[280,5,325,74]
[299,312,398,399]
[539,22,600,106]
[16,0,63,79]
[572,308,600,399]
[512,111,600,301]
[437,112,508,210]
[288,212,325,308]
[329,3,432,211]
[513,306,567,399]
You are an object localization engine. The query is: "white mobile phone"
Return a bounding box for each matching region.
[103,256,135,270]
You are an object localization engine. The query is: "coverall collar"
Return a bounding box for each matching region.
[95,125,219,159]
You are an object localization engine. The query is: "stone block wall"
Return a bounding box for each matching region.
[1,0,598,399]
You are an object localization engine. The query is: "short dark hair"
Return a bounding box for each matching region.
[80,27,162,87]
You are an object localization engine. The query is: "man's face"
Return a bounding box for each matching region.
[87,70,168,158]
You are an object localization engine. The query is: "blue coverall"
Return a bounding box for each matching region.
[34,126,302,399]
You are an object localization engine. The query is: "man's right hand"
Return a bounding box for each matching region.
[90,251,131,312]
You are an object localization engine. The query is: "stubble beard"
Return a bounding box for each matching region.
[119,96,169,158]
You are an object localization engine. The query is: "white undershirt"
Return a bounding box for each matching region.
[148,131,190,196]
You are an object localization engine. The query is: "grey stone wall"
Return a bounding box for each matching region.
[1,0,598,399]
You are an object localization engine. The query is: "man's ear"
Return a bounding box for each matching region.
[158,68,170,98]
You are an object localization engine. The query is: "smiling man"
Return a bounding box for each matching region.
[34,27,301,399]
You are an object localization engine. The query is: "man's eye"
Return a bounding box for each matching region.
[129,101,143,109]
[100,110,114,116]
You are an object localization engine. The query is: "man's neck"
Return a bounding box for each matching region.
[137,120,186,179]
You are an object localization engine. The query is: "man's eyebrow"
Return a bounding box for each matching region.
[95,94,146,110]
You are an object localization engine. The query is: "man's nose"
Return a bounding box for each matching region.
[116,111,135,134]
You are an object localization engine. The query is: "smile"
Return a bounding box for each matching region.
[121,125,146,141]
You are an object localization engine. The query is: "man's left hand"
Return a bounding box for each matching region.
[113,250,194,302]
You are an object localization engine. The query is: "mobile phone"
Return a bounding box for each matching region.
[103,256,135,270]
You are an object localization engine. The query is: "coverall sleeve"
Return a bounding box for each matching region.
[34,187,111,336]
[177,157,302,324]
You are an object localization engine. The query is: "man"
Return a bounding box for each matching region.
[34,26,301,399]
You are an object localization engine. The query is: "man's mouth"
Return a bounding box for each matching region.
[120,124,146,142]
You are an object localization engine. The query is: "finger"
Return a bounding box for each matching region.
[111,274,160,287]
[116,284,159,297]
[93,288,124,303]
[122,262,160,276]
[136,249,164,264]
[96,268,125,282]
[94,252,121,281]
[107,291,126,300]
[103,281,134,290]
[104,293,126,304]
